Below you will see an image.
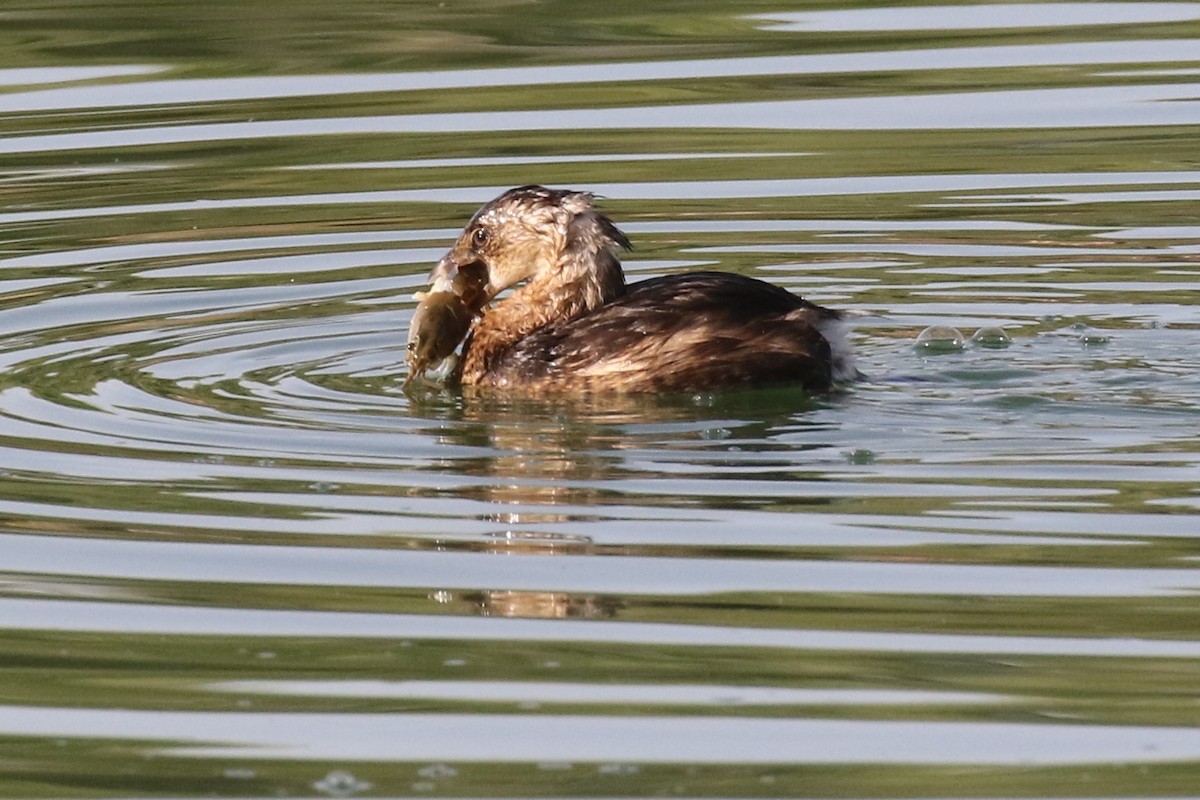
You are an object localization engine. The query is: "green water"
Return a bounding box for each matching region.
[1,1,1200,797]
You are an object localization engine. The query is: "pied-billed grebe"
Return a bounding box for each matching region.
[417,185,853,393]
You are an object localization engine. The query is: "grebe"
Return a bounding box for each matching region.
[414,185,853,393]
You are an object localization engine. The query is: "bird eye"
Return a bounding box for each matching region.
[471,227,489,247]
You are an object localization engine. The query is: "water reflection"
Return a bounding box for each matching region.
[213,679,1008,706]
[6,529,1198,597]
[11,597,1200,657]
[7,39,1200,114]
[7,704,1200,765]
[7,173,1199,228]
[435,587,622,620]
[756,2,1200,31]
[6,81,1200,155]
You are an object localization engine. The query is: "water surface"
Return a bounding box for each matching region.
[1,1,1199,797]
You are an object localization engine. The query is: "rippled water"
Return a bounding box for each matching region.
[2,1,1200,797]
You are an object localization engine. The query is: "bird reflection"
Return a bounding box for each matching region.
[406,387,831,620]
[434,588,622,620]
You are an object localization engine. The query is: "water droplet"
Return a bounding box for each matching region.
[970,326,1012,348]
[915,325,965,353]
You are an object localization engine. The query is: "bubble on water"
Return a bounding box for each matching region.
[417,763,458,779]
[915,325,965,353]
[1059,321,1112,346]
[970,326,1012,348]
[313,770,372,797]
[598,762,640,776]
[845,448,877,465]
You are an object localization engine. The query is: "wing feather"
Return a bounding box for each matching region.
[486,272,838,392]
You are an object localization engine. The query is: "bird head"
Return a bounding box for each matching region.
[429,185,630,303]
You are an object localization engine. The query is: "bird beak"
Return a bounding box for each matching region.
[428,250,495,304]
[427,251,460,288]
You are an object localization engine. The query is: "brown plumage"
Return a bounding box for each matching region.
[419,185,853,393]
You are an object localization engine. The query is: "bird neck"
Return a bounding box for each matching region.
[460,248,626,385]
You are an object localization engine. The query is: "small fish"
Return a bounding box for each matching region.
[405,261,489,386]
[405,290,474,383]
